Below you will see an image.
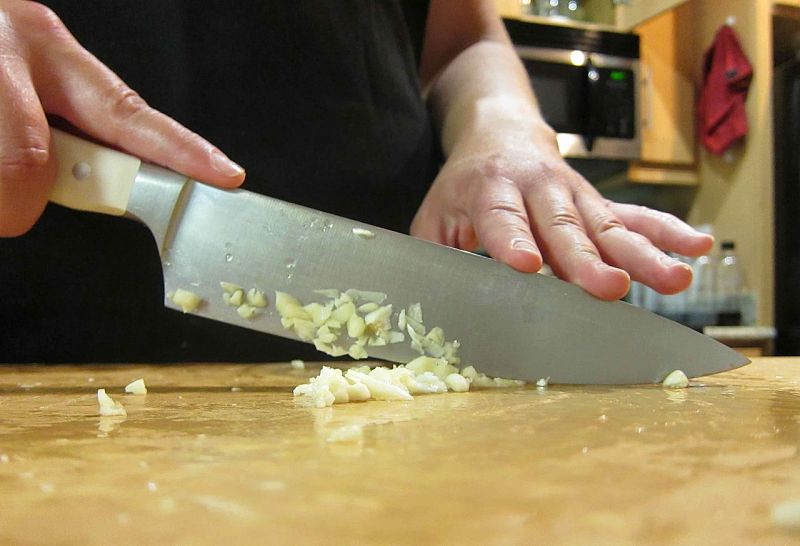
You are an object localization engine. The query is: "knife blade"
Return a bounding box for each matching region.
[48,129,749,384]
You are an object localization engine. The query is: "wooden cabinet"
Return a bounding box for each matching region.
[614,0,690,30]
[627,3,698,184]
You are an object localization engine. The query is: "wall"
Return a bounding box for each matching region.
[685,0,774,325]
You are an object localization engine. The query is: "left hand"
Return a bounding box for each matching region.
[410,131,713,301]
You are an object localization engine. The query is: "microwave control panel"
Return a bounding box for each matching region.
[590,67,636,139]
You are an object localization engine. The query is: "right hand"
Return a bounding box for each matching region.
[0,0,246,237]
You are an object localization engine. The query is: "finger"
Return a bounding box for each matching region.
[574,191,693,295]
[525,182,630,300]
[607,202,714,257]
[471,178,542,272]
[0,52,55,236]
[412,201,479,252]
[28,19,244,188]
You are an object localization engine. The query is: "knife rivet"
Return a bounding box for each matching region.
[72,162,92,181]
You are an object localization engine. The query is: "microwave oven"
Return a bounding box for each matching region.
[504,19,641,160]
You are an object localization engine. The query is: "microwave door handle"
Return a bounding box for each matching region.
[584,59,599,152]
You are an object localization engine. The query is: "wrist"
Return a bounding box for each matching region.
[445,95,560,158]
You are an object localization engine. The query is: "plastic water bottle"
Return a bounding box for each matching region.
[685,252,716,330]
[716,240,744,326]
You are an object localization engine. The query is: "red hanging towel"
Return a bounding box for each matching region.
[697,25,753,154]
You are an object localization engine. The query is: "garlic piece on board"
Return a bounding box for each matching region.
[345,370,413,401]
[445,373,470,393]
[772,498,800,531]
[662,370,690,389]
[327,424,364,443]
[97,389,127,416]
[124,379,147,395]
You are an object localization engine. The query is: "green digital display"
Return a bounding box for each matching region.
[610,70,627,81]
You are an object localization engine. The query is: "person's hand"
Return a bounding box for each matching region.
[410,127,713,301]
[0,0,245,237]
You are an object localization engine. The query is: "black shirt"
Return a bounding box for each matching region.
[0,1,440,363]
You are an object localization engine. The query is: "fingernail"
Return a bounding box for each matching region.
[511,238,537,253]
[210,149,244,177]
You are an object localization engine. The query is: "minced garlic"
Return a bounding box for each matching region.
[662,370,690,389]
[221,282,267,319]
[124,379,147,395]
[170,288,202,313]
[352,228,375,239]
[97,389,127,416]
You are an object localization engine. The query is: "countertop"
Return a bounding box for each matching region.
[1,358,799,545]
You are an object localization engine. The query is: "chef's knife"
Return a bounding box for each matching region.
[48,129,749,384]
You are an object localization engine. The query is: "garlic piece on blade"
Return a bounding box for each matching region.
[237,304,258,319]
[246,288,268,308]
[219,281,242,294]
[170,288,202,313]
[352,228,375,239]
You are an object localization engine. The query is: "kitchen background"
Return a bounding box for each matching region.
[494,0,799,355]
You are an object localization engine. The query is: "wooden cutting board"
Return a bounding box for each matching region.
[1,358,799,545]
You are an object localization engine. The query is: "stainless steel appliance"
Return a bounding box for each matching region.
[504,18,641,160]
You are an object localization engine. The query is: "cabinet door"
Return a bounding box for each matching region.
[615,0,689,30]
[635,5,695,166]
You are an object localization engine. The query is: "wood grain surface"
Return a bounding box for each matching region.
[1,358,799,545]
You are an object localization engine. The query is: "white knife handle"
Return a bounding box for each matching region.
[49,128,142,216]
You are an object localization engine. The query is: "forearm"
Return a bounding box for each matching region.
[425,38,557,158]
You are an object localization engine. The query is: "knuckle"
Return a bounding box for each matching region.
[529,160,578,190]
[549,210,584,230]
[477,154,506,180]
[476,154,521,186]
[483,197,525,219]
[20,2,70,40]
[576,244,601,261]
[0,143,50,180]
[106,83,150,122]
[588,211,625,236]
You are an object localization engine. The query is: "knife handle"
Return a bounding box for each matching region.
[49,128,142,216]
